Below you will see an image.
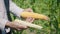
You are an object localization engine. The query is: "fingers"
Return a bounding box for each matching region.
[26,17,34,23]
[18,24,27,29]
[27,8,33,12]
[24,8,33,12]
[24,8,35,23]
[12,8,34,30]
[10,21,28,30]
[16,25,27,30]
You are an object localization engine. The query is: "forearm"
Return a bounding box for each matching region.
[5,21,11,27]
[10,0,24,17]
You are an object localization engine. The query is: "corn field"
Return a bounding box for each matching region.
[10,0,60,34]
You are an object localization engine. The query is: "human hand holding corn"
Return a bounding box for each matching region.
[5,8,50,30]
[13,8,50,30]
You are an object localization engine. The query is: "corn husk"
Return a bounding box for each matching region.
[15,19,43,30]
[21,12,49,20]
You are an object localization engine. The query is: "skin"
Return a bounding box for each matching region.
[5,8,35,30]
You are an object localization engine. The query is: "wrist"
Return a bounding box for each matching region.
[5,21,12,27]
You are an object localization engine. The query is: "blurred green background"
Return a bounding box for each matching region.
[11,0,60,34]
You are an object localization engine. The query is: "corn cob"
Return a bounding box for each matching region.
[15,19,43,30]
[21,12,49,20]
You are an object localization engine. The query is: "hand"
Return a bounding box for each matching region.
[6,21,27,30]
[5,8,34,30]
[24,8,35,23]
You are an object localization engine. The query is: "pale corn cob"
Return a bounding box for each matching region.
[21,12,49,20]
[15,19,43,30]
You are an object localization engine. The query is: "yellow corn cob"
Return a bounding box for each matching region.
[21,12,49,20]
[15,19,43,30]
